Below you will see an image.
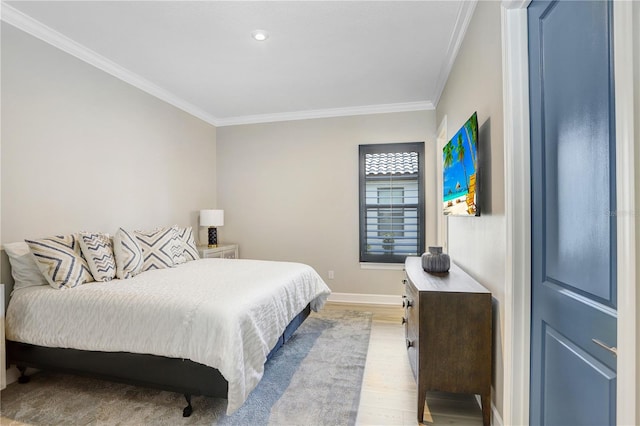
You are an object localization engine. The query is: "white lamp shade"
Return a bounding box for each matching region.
[200,209,224,227]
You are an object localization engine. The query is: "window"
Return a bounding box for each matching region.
[377,187,405,238]
[359,142,425,263]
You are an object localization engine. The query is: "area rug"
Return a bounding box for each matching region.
[0,309,372,426]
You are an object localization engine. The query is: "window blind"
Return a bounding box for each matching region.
[359,142,425,263]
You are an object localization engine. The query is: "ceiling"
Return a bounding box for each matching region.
[2,1,476,126]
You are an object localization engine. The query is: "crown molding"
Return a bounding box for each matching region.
[1,2,437,128]
[0,2,220,127]
[432,0,478,107]
[216,101,434,127]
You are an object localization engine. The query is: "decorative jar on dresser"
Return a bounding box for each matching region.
[403,256,492,426]
[197,244,239,259]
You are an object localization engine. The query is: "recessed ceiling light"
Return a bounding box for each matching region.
[251,30,269,42]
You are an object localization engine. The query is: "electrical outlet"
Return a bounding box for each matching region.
[328,270,335,279]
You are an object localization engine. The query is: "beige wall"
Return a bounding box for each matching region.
[1,24,217,245]
[216,111,437,296]
[634,1,640,421]
[435,0,505,416]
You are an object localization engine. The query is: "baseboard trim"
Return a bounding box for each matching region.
[475,394,504,426]
[327,292,401,306]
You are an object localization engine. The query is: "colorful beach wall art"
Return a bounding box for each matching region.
[443,112,479,216]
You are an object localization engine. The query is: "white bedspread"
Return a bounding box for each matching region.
[5,258,331,414]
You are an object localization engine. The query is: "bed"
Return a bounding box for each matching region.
[3,257,331,417]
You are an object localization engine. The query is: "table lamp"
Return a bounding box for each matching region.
[200,209,224,248]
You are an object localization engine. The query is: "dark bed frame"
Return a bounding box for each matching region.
[2,253,311,417]
[6,305,310,417]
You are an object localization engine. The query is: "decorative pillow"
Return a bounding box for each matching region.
[113,228,144,279]
[3,241,49,291]
[25,234,94,289]
[168,226,188,265]
[134,227,184,271]
[78,232,116,282]
[173,225,199,262]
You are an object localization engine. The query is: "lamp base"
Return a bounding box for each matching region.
[207,227,218,248]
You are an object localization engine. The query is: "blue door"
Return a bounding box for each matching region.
[529,1,617,425]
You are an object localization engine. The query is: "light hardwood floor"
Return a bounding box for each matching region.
[324,302,485,426]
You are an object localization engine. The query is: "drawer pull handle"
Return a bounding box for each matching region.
[402,279,408,285]
[592,338,617,356]
[401,317,407,325]
[406,339,413,349]
[402,299,413,308]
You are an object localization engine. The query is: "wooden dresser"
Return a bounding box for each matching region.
[403,256,492,426]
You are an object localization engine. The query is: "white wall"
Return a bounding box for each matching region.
[216,111,436,296]
[435,0,505,416]
[1,23,217,245]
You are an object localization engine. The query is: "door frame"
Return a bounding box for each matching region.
[500,1,637,425]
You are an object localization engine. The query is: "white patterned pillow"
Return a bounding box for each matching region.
[173,225,199,262]
[134,227,184,271]
[168,226,187,265]
[25,234,94,289]
[78,232,116,282]
[113,228,144,279]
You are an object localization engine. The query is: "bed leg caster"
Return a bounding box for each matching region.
[183,394,193,417]
[17,366,30,384]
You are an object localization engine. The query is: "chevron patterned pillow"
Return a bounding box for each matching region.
[173,225,200,262]
[25,234,94,289]
[134,227,184,271]
[113,228,144,279]
[78,232,116,282]
[168,225,188,265]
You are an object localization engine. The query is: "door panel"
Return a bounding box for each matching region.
[539,0,615,304]
[529,1,617,424]
[543,325,616,426]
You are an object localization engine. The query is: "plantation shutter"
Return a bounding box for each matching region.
[359,142,425,263]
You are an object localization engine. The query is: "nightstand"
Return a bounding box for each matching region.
[198,244,239,259]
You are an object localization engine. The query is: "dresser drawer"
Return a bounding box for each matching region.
[404,278,419,380]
